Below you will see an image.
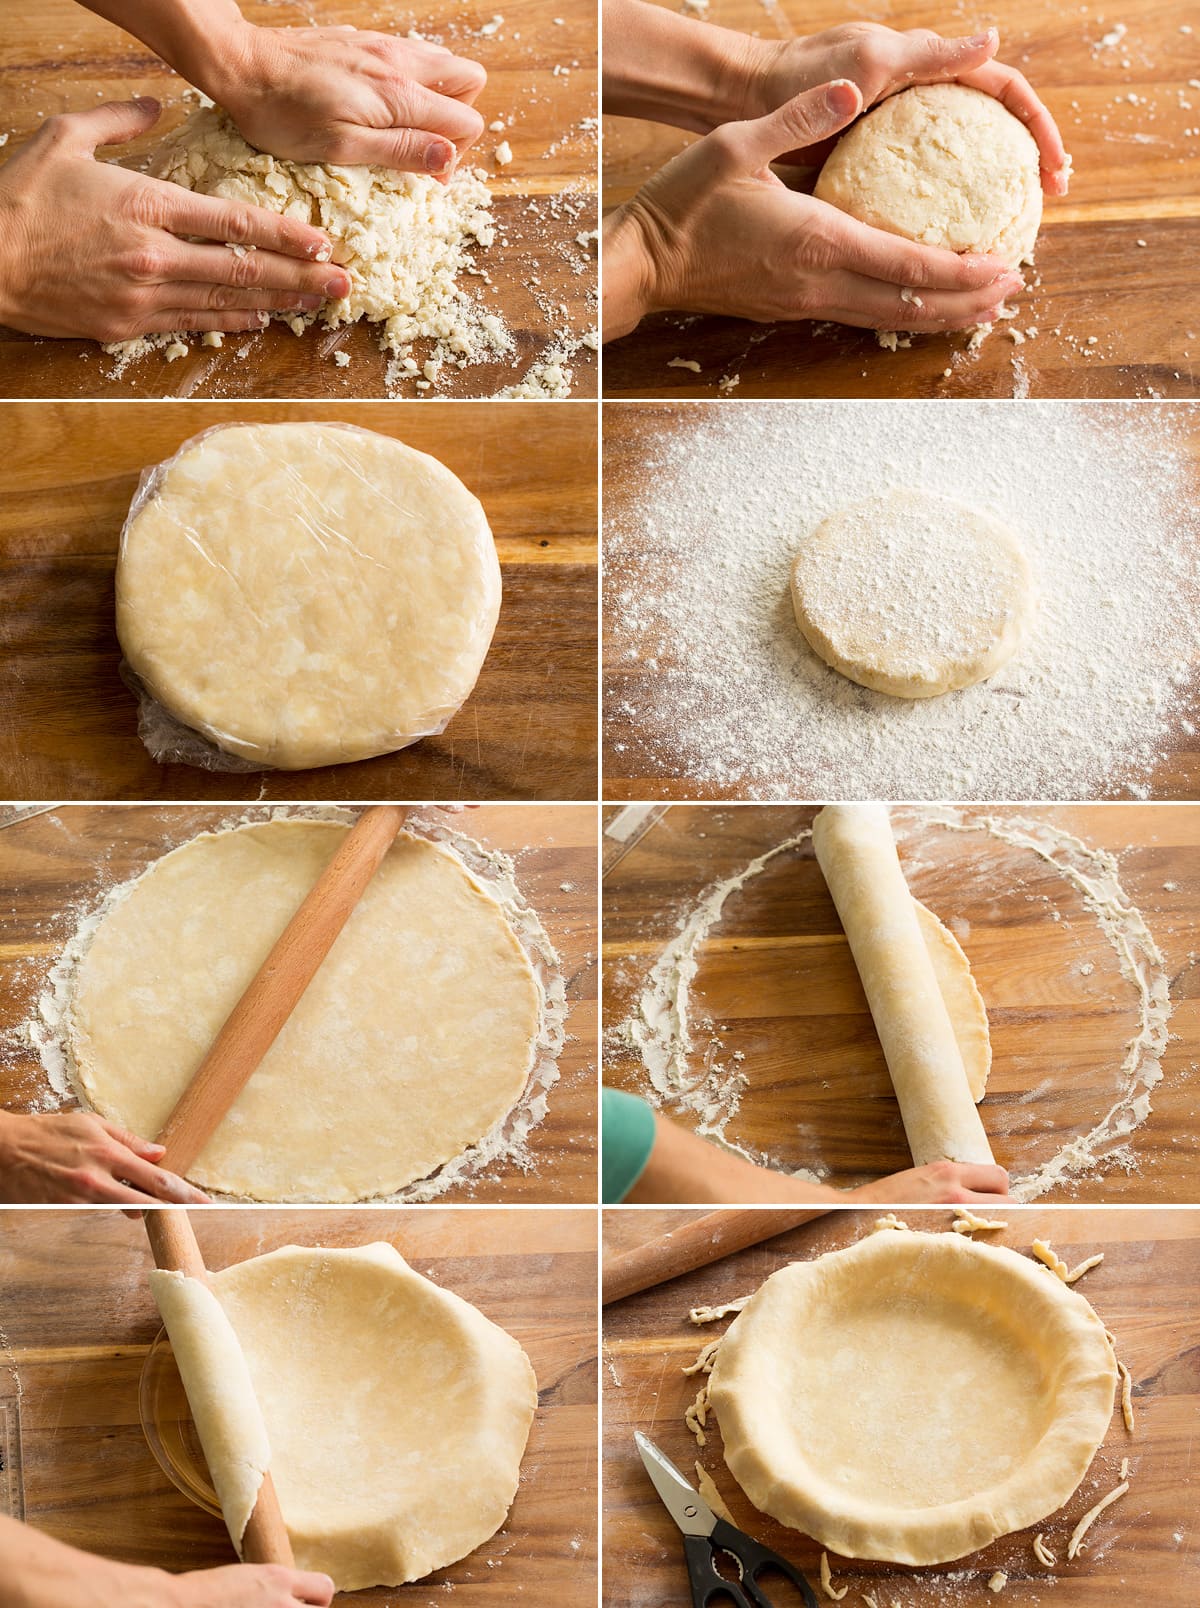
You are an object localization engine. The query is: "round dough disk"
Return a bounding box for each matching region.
[813,83,1043,268]
[790,489,1036,698]
[68,820,541,1201]
[708,1231,1118,1565]
[116,422,501,769]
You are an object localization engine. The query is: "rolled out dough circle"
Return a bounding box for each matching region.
[116,421,501,769]
[708,1230,1117,1565]
[813,83,1043,268]
[68,820,541,1201]
[913,899,990,1103]
[150,1242,538,1591]
[791,489,1035,698]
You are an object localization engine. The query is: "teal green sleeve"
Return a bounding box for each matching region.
[602,1087,657,1203]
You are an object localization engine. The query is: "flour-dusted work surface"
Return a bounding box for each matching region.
[602,803,1200,1203]
[602,1207,1200,1608]
[602,0,1198,400]
[0,803,598,1204]
[603,400,1200,801]
[0,401,597,800]
[0,0,597,400]
[0,1208,598,1602]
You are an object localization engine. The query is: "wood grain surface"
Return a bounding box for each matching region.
[602,1205,1200,1608]
[0,0,598,400]
[601,399,1200,801]
[0,1207,598,1603]
[0,802,599,1204]
[602,803,1200,1203]
[0,401,597,801]
[602,0,1200,399]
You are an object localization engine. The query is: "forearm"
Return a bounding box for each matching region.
[624,1114,845,1205]
[0,1514,166,1608]
[80,0,252,98]
[602,0,761,131]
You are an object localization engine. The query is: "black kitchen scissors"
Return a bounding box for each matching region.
[635,1431,819,1608]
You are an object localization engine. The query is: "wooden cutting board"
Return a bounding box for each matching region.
[0,0,597,400]
[0,400,597,800]
[602,0,1199,400]
[0,802,598,1204]
[602,802,1200,1203]
[0,1207,598,1604]
[602,400,1200,802]
[602,1206,1200,1608]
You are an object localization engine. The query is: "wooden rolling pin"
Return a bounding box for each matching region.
[144,1209,294,1567]
[157,805,407,1176]
[602,1209,820,1304]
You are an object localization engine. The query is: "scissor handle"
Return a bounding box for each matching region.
[683,1522,819,1608]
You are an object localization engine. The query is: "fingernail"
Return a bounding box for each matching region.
[310,239,333,263]
[425,140,454,174]
[146,1142,166,1156]
[968,29,995,47]
[324,272,350,297]
[133,96,160,113]
[825,80,860,116]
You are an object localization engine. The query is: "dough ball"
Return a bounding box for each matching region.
[790,489,1036,699]
[813,84,1043,268]
[116,421,500,769]
[69,821,541,1202]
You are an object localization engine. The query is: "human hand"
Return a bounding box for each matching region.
[847,1160,1012,1206]
[735,24,1069,194]
[169,1563,335,1607]
[211,25,486,177]
[604,82,1023,340]
[0,99,351,342]
[0,1111,210,1205]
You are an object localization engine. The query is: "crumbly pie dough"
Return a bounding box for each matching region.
[69,820,540,1201]
[116,421,500,769]
[814,84,1043,268]
[708,1231,1118,1565]
[791,489,1035,700]
[150,1242,537,1592]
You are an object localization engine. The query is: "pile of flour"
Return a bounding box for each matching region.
[604,401,1200,799]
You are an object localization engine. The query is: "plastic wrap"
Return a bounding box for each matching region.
[115,421,502,771]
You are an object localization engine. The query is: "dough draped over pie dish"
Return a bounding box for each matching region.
[149,1243,538,1592]
[813,84,1043,268]
[69,821,541,1201]
[791,489,1036,700]
[116,421,501,769]
[708,1231,1118,1565]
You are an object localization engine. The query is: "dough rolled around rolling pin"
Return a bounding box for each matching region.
[811,804,994,1166]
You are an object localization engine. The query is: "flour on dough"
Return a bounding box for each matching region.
[791,490,1036,699]
[146,107,510,373]
[814,84,1042,269]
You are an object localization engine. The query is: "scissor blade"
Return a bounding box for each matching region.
[635,1431,717,1539]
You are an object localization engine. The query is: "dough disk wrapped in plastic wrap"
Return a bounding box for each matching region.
[116,421,501,770]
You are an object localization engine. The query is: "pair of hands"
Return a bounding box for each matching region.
[0,23,488,342]
[604,19,1068,339]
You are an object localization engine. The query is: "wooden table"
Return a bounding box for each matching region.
[0,802,598,1203]
[0,0,597,399]
[602,803,1200,1203]
[603,0,1200,399]
[602,1206,1200,1607]
[0,1207,598,1602]
[0,401,597,800]
[601,399,1200,801]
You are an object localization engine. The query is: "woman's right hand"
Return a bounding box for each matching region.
[603,80,1022,341]
[0,98,352,342]
[848,1159,1012,1206]
[170,1563,335,1607]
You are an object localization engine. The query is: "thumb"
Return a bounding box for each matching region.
[727,81,863,172]
[57,97,161,153]
[917,27,1000,76]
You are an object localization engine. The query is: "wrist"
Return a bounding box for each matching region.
[711,31,780,126]
[155,1,258,106]
[602,203,661,340]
